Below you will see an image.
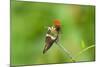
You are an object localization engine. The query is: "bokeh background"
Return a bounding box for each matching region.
[11,1,95,66]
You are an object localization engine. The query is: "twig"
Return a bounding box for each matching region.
[56,42,95,62]
[56,43,76,62]
[74,45,95,59]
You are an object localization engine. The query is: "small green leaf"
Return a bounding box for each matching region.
[81,40,85,48]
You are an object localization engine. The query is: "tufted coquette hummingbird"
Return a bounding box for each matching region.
[43,19,61,54]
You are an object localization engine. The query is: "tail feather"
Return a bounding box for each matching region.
[43,43,51,54]
[43,49,46,54]
[43,41,54,54]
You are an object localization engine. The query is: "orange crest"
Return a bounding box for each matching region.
[54,19,61,27]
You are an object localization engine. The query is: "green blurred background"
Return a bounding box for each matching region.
[11,1,95,66]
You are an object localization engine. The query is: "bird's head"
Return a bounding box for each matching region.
[53,19,61,32]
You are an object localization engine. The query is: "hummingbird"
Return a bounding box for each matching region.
[43,19,61,54]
